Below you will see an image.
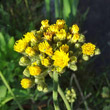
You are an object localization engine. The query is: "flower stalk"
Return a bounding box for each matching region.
[53,71,60,110]
[58,85,71,110]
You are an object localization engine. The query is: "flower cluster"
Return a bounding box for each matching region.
[14,19,100,90]
[65,88,76,103]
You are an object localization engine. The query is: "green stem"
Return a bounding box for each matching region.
[0,71,24,110]
[73,73,89,110]
[53,71,60,110]
[58,85,71,110]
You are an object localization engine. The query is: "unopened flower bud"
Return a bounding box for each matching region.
[65,88,76,103]
[23,67,30,77]
[82,54,89,61]
[75,43,80,48]
[19,56,30,66]
[37,83,48,92]
[69,64,77,71]
[95,48,101,55]
[70,56,77,64]
[57,42,62,47]
[78,34,85,43]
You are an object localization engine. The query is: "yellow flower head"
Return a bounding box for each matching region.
[60,44,69,52]
[56,29,66,40]
[71,24,79,34]
[81,43,96,55]
[49,24,59,33]
[21,78,33,89]
[38,40,53,56]
[24,32,37,43]
[67,33,72,40]
[32,61,37,66]
[41,57,50,67]
[56,19,65,29]
[52,50,70,68]
[41,20,49,28]
[29,65,41,76]
[14,38,28,53]
[71,33,79,43]
[44,31,53,41]
[25,47,35,56]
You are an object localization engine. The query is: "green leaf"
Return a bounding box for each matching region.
[0,85,7,98]
[71,0,79,16]
[0,32,6,52]
[63,0,71,20]
[0,95,13,107]
[103,105,110,110]
[8,37,15,49]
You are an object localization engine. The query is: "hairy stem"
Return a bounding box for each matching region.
[58,85,71,110]
[53,71,60,110]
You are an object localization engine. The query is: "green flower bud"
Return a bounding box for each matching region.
[69,64,77,71]
[43,87,48,93]
[95,48,101,55]
[23,68,30,77]
[65,88,76,103]
[35,76,45,84]
[19,56,30,66]
[70,56,77,64]
[75,43,81,48]
[37,83,48,92]
[82,54,89,61]
[37,84,43,91]
[57,42,62,47]
[31,55,41,65]
[78,34,85,43]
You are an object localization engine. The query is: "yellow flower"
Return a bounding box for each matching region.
[60,44,69,52]
[67,33,72,40]
[29,65,41,76]
[38,41,53,56]
[41,57,50,67]
[56,19,65,29]
[25,47,35,56]
[44,31,53,41]
[81,43,96,55]
[71,24,79,34]
[71,33,79,43]
[32,62,37,66]
[24,32,37,43]
[56,29,66,40]
[14,38,28,52]
[49,24,59,33]
[52,50,70,68]
[41,20,49,28]
[21,78,33,89]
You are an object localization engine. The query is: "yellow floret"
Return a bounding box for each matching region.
[56,19,65,29]
[21,78,32,89]
[44,31,53,41]
[81,43,96,55]
[71,24,79,34]
[60,44,69,52]
[41,57,50,67]
[71,33,79,43]
[56,29,66,40]
[49,24,59,33]
[38,41,53,56]
[25,47,35,56]
[14,38,28,53]
[52,50,70,69]
[24,32,37,43]
[29,66,41,76]
[41,20,49,28]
